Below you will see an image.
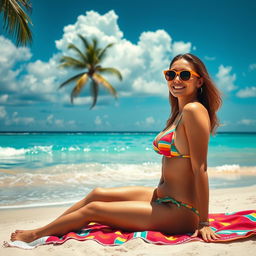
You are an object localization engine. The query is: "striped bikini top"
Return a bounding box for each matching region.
[153,114,190,158]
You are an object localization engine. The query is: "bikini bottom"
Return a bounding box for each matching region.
[155,196,200,216]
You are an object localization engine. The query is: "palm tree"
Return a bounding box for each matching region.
[0,0,33,46]
[59,34,122,109]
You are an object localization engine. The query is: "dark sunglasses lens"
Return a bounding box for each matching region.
[180,71,191,81]
[166,71,176,80]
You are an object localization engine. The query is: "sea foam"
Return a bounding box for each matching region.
[0,147,27,157]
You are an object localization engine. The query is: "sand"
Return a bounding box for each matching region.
[1,185,256,256]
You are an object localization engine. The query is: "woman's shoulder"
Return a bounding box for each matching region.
[182,102,210,127]
[183,102,208,116]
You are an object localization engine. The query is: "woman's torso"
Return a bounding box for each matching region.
[154,114,197,207]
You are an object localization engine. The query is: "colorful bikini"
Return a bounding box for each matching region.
[152,113,190,158]
[153,113,199,216]
[155,196,200,216]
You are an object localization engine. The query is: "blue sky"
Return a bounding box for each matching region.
[0,0,255,132]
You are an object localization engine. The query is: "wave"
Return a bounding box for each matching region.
[0,145,147,157]
[0,162,161,187]
[208,165,256,174]
[0,145,92,157]
[1,163,256,188]
[1,163,256,210]
[215,164,241,172]
[0,147,28,157]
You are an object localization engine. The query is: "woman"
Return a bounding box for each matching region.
[11,53,222,243]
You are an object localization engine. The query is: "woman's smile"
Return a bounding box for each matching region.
[173,85,186,90]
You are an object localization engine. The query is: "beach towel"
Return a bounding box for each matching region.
[3,210,256,250]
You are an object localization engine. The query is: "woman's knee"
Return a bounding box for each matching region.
[88,187,106,200]
[79,201,102,217]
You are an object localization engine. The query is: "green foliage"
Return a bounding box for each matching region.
[59,35,122,109]
[0,0,33,46]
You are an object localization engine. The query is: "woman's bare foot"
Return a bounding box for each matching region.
[14,230,23,234]
[11,230,38,243]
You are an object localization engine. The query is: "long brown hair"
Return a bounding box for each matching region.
[164,53,222,135]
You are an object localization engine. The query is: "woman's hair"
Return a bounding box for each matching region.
[164,53,222,135]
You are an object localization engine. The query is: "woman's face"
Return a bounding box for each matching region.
[167,58,203,99]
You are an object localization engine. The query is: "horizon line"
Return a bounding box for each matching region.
[0,131,256,134]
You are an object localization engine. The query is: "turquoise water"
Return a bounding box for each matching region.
[0,132,256,208]
[1,132,256,168]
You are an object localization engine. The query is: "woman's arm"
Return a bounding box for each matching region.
[183,102,210,223]
[183,102,220,242]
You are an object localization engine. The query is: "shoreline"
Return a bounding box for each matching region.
[1,168,256,210]
[0,184,256,211]
[1,185,255,256]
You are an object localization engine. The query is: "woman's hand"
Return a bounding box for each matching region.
[191,226,221,242]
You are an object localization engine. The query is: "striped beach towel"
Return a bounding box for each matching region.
[3,210,256,250]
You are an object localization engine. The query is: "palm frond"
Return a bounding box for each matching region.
[89,79,99,109]
[58,72,86,89]
[93,73,117,98]
[97,67,122,81]
[98,43,114,61]
[86,45,100,67]
[59,56,86,69]
[70,73,89,103]
[78,34,90,49]
[58,34,121,108]
[1,0,33,46]
[92,38,98,50]
[67,43,88,63]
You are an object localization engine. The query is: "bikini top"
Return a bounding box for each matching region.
[152,113,190,158]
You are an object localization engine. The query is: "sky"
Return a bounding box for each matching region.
[0,0,255,132]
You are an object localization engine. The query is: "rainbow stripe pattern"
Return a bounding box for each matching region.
[153,128,190,158]
[44,210,256,246]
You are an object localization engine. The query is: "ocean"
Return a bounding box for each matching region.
[0,132,256,209]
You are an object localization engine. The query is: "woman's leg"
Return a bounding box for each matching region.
[11,200,198,243]
[56,186,157,219]
[12,186,157,235]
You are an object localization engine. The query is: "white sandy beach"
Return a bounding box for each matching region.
[1,185,256,256]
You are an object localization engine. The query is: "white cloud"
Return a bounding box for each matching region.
[55,119,64,126]
[46,114,54,124]
[0,94,9,103]
[95,116,102,125]
[94,114,111,128]
[132,77,167,96]
[0,106,7,118]
[249,63,256,71]
[19,55,68,98]
[0,10,194,108]
[45,114,65,127]
[236,86,256,98]
[204,56,216,61]
[171,41,192,57]
[4,111,35,125]
[70,96,95,106]
[215,65,237,92]
[56,10,123,52]
[219,120,230,127]
[238,119,256,125]
[67,120,76,125]
[0,38,67,104]
[0,36,32,93]
[94,115,110,126]
[0,36,31,68]
[136,116,156,127]
[11,112,35,125]
[145,116,155,125]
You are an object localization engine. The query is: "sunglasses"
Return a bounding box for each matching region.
[163,69,200,81]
